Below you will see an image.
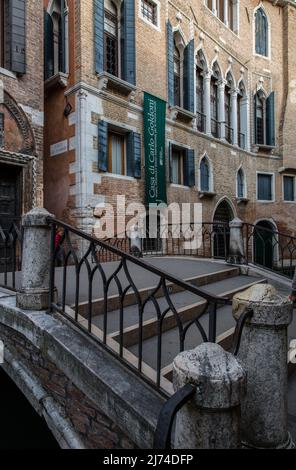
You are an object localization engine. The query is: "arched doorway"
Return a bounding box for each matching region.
[213,200,234,259]
[253,220,275,269]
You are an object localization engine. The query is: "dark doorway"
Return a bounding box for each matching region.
[143,214,163,254]
[213,200,234,259]
[0,367,59,449]
[253,220,275,270]
[0,164,21,272]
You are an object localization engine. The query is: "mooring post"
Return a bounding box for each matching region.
[173,343,246,449]
[227,217,246,265]
[16,208,54,311]
[232,283,294,448]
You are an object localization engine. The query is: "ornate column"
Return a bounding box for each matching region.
[218,79,226,140]
[231,88,239,146]
[203,71,212,136]
[224,0,229,27]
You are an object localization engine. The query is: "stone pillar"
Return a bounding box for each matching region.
[203,71,212,135]
[16,208,54,311]
[223,0,229,27]
[227,217,246,264]
[230,88,238,146]
[218,79,226,140]
[233,284,294,449]
[129,225,143,258]
[173,343,246,449]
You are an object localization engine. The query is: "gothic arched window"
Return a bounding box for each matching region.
[255,8,268,57]
[200,157,210,192]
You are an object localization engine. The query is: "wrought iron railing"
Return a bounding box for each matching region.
[225,124,234,145]
[244,223,296,279]
[196,111,206,133]
[211,118,221,139]
[0,218,22,291]
[239,132,246,150]
[48,217,231,394]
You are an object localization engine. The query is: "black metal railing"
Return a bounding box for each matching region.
[196,111,206,133]
[225,124,234,145]
[211,118,221,139]
[48,217,231,394]
[0,218,22,291]
[244,223,296,279]
[239,132,246,150]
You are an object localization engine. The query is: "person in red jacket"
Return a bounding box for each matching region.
[54,228,64,266]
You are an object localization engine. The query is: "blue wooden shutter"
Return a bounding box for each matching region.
[266,92,275,146]
[168,142,173,183]
[258,174,272,200]
[167,21,174,107]
[44,11,54,80]
[94,0,104,74]
[98,121,108,172]
[183,40,195,113]
[9,0,26,75]
[126,132,141,178]
[184,149,195,187]
[59,0,66,73]
[121,0,136,85]
[284,176,294,202]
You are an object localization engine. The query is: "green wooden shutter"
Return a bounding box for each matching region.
[44,11,54,80]
[183,40,195,113]
[126,132,141,178]
[98,121,108,172]
[167,21,174,107]
[121,0,136,85]
[184,149,195,187]
[94,0,104,74]
[9,0,26,75]
[266,92,275,146]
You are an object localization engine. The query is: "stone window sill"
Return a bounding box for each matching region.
[97,72,136,100]
[199,191,216,199]
[45,72,69,91]
[169,106,195,123]
[236,197,249,205]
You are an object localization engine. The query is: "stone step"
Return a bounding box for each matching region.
[94,275,266,347]
[76,265,240,318]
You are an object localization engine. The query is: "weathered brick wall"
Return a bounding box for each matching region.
[0,323,135,449]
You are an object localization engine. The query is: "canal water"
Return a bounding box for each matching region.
[0,367,59,449]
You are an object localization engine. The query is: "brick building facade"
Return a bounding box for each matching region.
[0,0,44,226]
[43,0,296,251]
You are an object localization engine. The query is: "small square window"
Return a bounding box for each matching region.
[283,176,295,202]
[141,0,158,27]
[257,173,273,201]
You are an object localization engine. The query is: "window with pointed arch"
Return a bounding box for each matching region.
[237,168,245,198]
[174,41,181,107]
[104,0,119,77]
[205,0,239,34]
[200,157,211,192]
[255,7,268,57]
[255,91,265,145]
[44,0,69,80]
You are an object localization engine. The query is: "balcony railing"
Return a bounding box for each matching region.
[211,118,221,139]
[225,124,234,145]
[196,111,206,133]
[239,132,246,150]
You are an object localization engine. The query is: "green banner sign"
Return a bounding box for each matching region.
[144,92,167,206]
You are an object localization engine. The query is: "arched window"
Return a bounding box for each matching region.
[200,157,210,192]
[224,74,232,144]
[196,67,204,131]
[237,168,245,198]
[210,63,220,138]
[44,0,68,80]
[104,0,119,77]
[255,7,268,57]
[174,42,181,107]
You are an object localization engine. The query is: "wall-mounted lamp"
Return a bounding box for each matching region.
[64,102,73,117]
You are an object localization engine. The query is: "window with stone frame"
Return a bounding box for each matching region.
[255,92,265,145]
[44,0,68,80]
[237,168,245,198]
[108,131,126,176]
[171,147,185,185]
[257,173,273,201]
[196,67,205,132]
[255,7,268,57]
[104,1,119,77]
[283,176,296,202]
[141,0,158,27]
[174,42,181,107]
[200,157,211,192]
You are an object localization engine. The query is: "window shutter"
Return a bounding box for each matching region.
[167,21,174,108]
[284,176,294,202]
[94,0,104,74]
[44,12,54,80]
[9,0,26,75]
[59,0,66,73]
[121,0,136,85]
[258,174,272,200]
[126,132,141,178]
[98,120,108,172]
[184,149,195,187]
[254,94,258,144]
[168,142,173,183]
[266,92,275,146]
[183,40,195,113]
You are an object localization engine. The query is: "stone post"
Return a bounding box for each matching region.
[16,208,54,311]
[129,224,143,258]
[173,343,246,449]
[232,284,294,449]
[227,217,246,265]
